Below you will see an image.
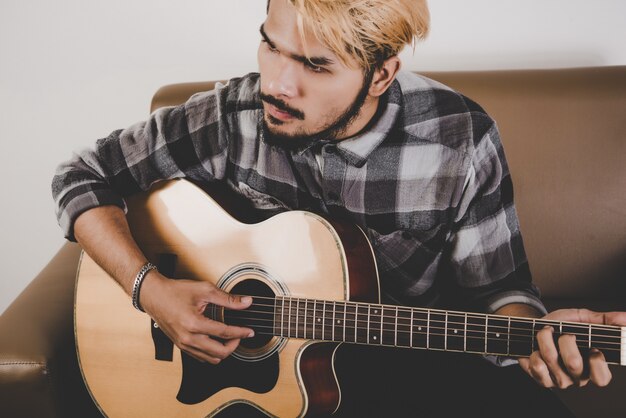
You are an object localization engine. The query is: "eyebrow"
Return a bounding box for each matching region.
[259,24,334,67]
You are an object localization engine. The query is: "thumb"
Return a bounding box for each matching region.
[210,287,253,310]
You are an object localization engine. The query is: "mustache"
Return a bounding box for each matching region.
[260,93,305,120]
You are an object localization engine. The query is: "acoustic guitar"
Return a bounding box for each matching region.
[75,179,625,417]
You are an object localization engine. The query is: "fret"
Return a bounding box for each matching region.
[397,308,412,347]
[295,299,300,339]
[276,296,284,337]
[509,318,534,357]
[444,312,448,350]
[395,307,398,346]
[335,302,346,342]
[591,325,621,364]
[429,312,446,350]
[464,313,467,352]
[304,299,315,340]
[314,300,322,340]
[332,301,336,341]
[507,318,511,355]
[484,315,488,353]
[486,316,508,355]
[412,310,428,349]
[427,310,431,349]
[410,310,414,347]
[356,304,368,344]
[382,307,396,346]
[302,299,308,338]
[369,305,382,345]
[345,303,357,343]
[446,312,465,352]
[288,298,295,338]
[323,301,333,341]
[466,314,487,353]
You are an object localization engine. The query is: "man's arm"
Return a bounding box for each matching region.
[74,205,254,364]
[53,83,255,363]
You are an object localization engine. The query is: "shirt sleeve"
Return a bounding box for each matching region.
[51,87,230,242]
[445,121,547,316]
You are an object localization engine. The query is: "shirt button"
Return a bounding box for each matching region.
[401,231,413,240]
[328,191,339,200]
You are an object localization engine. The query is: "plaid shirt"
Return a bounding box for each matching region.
[52,71,545,315]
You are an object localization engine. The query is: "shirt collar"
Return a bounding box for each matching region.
[333,78,402,168]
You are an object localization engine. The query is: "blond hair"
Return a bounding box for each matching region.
[288,0,430,70]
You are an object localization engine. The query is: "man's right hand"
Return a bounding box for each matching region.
[139,271,255,364]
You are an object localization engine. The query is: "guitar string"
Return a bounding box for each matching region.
[219,307,623,345]
[227,294,623,332]
[221,326,621,358]
[225,310,622,346]
[212,301,623,345]
[229,328,623,365]
[219,312,622,351]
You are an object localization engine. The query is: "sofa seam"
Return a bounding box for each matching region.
[0,361,47,366]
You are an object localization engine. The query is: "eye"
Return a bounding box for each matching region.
[304,61,326,74]
[262,40,279,54]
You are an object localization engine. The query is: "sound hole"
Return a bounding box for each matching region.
[225,279,276,350]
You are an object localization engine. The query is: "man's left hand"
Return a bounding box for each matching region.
[518,309,626,389]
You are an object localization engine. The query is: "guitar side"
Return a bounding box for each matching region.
[74,179,380,417]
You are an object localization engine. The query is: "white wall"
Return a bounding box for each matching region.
[1,0,625,314]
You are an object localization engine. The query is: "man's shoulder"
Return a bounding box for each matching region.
[394,71,496,152]
[185,72,262,113]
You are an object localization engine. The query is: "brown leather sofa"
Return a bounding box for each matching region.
[1,66,625,417]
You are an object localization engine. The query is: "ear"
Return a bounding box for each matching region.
[368,56,401,98]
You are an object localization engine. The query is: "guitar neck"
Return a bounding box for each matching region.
[262,296,624,365]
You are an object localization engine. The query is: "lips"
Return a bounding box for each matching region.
[266,103,296,121]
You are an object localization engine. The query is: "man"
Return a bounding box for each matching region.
[53,0,624,416]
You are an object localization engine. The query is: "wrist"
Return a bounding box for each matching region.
[137,269,166,315]
[131,262,158,312]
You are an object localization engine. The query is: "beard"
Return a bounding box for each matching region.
[260,70,375,152]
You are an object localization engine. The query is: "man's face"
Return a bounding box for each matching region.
[258,0,375,148]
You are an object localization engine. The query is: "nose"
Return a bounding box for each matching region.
[265,58,299,99]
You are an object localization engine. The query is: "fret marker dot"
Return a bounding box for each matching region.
[418,327,422,331]
[373,336,377,340]
[317,318,321,323]
[454,329,458,334]
[337,320,341,324]
[374,310,378,314]
[496,333,500,338]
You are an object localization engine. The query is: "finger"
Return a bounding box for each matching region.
[182,334,242,362]
[527,351,555,388]
[589,349,612,387]
[571,309,626,327]
[209,287,253,310]
[192,317,255,339]
[179,343,224,364]
[518,357,531,375]
[558,334,584,382]
[537,326,574,389]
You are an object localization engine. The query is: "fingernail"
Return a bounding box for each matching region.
[248,330,255,338]
[241,296,252,305]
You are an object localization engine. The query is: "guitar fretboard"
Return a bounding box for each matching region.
[262,296,623,364]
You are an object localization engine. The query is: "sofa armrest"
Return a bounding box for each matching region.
[0,243,101,417]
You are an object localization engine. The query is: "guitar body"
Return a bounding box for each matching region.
[75,179,379,417]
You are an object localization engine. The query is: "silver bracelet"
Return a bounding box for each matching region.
[131,262,157,312]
